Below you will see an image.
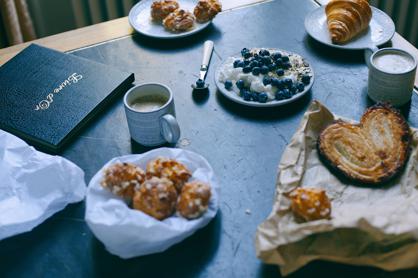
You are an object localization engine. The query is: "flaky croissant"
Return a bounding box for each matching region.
[325,0,372,44]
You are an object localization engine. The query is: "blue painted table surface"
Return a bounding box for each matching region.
[1,0,417,277]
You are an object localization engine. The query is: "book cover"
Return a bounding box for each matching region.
[0,44,134,152]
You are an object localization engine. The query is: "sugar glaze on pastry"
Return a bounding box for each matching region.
[318,103,411,184]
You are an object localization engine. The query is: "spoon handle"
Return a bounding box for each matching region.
[202,40,214,67]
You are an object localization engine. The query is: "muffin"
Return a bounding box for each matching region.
[101,162,145,199]
[286,187,331,222]
[146,157,192,192]
[133,177,178,220]
[163,9,195,32]
[193,0,222,23]
[150,0,179,21]
[177,181,211,219]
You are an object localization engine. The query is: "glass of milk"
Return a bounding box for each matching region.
[367,48,417,106]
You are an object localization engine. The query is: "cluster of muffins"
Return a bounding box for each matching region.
[150,0,222,32]
[101,157,212,220]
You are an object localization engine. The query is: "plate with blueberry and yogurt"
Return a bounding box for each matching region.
[215,48,314,107]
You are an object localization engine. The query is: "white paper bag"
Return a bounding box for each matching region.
[0,130,86,240]
[85,148,219,258]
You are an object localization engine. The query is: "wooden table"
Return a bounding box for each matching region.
[0,1,417,277]
[0,0,417,90]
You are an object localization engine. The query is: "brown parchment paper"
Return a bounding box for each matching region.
[255,100,418,276]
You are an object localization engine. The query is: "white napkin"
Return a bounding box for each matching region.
[85,148,219,259]
[0,130,86,240]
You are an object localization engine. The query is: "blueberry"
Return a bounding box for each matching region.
[251,92,259,101]
[243,59,250,66]
[233,60,241,68]
[242,90,251,101]
[252,67,261,75]
[282,56,290,62]
[262,56,271,65]
[275,90,285,100]
[196,79,205,88]
[282,89,292,99]
[236,79,245,89]
[272,52,282,61]
[258,92,268,103]
[275,58,283,67]
[238,61,245,68]
[284,78,293,87]
[261,66,269,74]
[263,76,272,86]
[283,62,292,70]
[276,79,285,89]
[276,69,284,76]
[241,48,251,59]
[259,49,270,56]
[297,82,305,92]
[253,54,260,60]
[269,63,277,71]
[243,66,252,73]
[258,61,264,67]
[271,78,280,87]
[224,80,233,90]
[301,74,311,84]
[249,61,258,68]
[290,84,298,94]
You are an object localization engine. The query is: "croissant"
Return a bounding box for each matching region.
[325,0,372,44]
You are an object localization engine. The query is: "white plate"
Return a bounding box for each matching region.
[129,0,211,39]
[215,49,314,108]
[305,6,395,50]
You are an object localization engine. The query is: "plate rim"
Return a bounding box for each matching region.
[128,0,212,39]
[214,49,315,108]
[304,6,395,50]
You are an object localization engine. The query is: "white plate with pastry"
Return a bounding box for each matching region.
[129,0,220,39]
[305,4,395,50]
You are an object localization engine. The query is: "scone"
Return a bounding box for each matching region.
[286,187,331,222]
[146,157,192,192]
[133,177,178,220]
[150,0,179,21]
[101,163,145,199]
[194,0,222,23]
[177,181,211,219]
[163,9,195,32]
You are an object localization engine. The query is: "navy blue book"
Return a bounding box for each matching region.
[0,44,134,152]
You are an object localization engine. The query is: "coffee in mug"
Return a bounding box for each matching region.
[130,95,168,112]
[367,48,417,107]
[124,83,180,146]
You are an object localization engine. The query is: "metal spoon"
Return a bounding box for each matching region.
[192,40,214,91]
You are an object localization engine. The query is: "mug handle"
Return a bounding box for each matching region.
[160,114,180,143]
[364,45,379,68]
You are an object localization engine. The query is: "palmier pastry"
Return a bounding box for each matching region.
[177,181,211,219]
[286,187,331,222]
[150,0,179,21]
[318,104,411,184]
[193,0,222,23]
[133,177,178,220]
[146,157,192,192]
[101,163,145,199]
[163,9,195,32]
[325,0,372,44]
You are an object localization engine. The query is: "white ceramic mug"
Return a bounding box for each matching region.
[365,47,417,106]
[124,83,180,146]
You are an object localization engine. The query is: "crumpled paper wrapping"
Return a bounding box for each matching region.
[85,148,219,259]
[255,101,418,276]
[0,130,86,240]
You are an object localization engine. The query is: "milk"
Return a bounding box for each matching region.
[373,50,415,74]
